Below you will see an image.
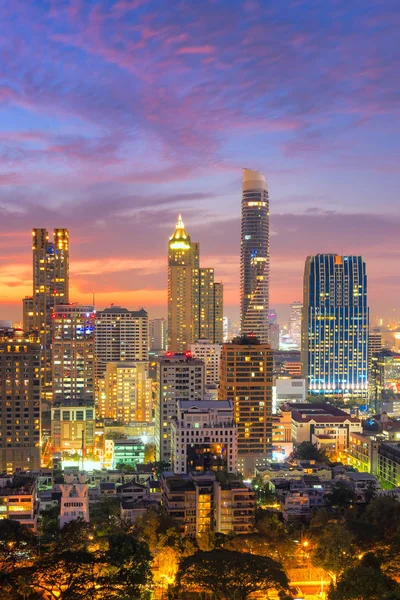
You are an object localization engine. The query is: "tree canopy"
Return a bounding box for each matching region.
[176,549,289,600]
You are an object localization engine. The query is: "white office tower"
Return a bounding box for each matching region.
[190,339,222,386]
[289,301,303,349]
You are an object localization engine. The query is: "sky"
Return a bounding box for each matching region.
[0,0,399,326]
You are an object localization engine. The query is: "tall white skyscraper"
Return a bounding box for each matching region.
[240,169,269,343]
[289,301,303,349]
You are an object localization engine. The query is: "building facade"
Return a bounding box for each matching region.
[171,400,237,474]
[51,399,95,454]
[103,361,152,423]
[218,336,273,476]
[149,318,167,352]
[0,329,41,472]
[240,169,269,343]
[302,254,369,403]
[190,339,222,386]
[95,306,149,383]
[31,228,69,404]
[377,442,400,488]
[168,215,223,352]
[155,353,204,462]
[60,474,89,528]
[52,304,95,403]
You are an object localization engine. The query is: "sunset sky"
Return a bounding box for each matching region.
[0,0,399,325]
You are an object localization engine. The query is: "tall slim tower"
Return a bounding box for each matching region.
[301,254,369,403]
[168,215,223,352]
[289,301,303,349]
[240,169,269,343]
[32,228,69,404]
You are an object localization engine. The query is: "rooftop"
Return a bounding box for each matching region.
[178,400,233,411]
[97,306,147,317]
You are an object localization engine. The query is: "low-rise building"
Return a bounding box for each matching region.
[348,432,382,474]
[170,400,237,474]
[288,403,361,454]
[112,439,145,468]
[0,475,37,530]
[160,472,255,538]
[51,399,95,454]
[377,442,400,488]
[59,473,89,528]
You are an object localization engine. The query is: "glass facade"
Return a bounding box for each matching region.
[240,169,269,343]
[302,254,369,402]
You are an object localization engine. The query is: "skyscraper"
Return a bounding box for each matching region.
[240,169,269,343]
[289,301,303,349]
[31,228,69,403]
[268,309,280,350]
[52,304,95,403]
[218,336,273,476]
[301,254,369,403]
[0,328,41,472]
[95,306,149,383]
[168,215,223,352]
[149,318,167,352]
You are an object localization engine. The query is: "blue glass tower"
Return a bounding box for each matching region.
[301,254,369,403]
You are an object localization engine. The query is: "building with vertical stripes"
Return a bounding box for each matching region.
[301,254,369,403]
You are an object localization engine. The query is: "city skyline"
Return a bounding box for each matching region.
[0,1,399,324]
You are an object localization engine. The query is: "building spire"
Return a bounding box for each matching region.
[170,214,189,241]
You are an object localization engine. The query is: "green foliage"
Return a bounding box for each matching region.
[176,549,289,600]
[134,506,179,553]
[115,461,136,472]
[251,475,277,505]
[326,481,357,511]
[312,522,355,581]
[328,553,400,600]
[294,441,329,463]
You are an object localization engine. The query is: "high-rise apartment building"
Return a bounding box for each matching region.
[30,228,69,403]
[218,336,273,476]
[0,328,41,472]
[95,306,148,383]
[149,318,167,352]
[289,301,303,349]
[155,353,204,462]
[22,296,35,332]
[168,215,223,352]
[190,339,222,386]
[301,254,369,402]
[268,310,280,350]
[104,361,152,423]
[240,169,269,343]
[52,305,95,403]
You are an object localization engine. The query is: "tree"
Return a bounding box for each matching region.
[326,481,357,512]
[176,549,289,600]
[134,506,178,554]
[328,553,400,600]
[312,522,355,583]
[0,519,37,598]
[102,532,153,599]
[294,441,329,463]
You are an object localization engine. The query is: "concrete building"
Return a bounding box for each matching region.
[272,407,293,459]
[302,254,369,403]
[0,329,41,472]
[273,377,306,413]
[22,296,35,332]
[288,403,361,454]
[155,353,204,462]
[52,304,95,403]
[171,400,237,474]
[348,432,382,474]
[95,306,149,383]
[190,339,222,385]
[377,442,400,488]
[161,472,255,538]
[51,399,95,454]
[31,228,69,404]
[60,473,89,528]
[240,169,269,343]
[103,361,152,423]
[112,439,145,468]
[219,336,273,476]
[149,318,167,352]
[0,475,37,531]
